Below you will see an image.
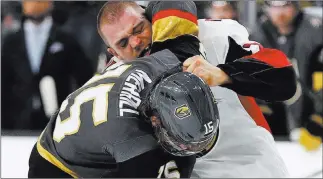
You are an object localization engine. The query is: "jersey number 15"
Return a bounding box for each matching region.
[157,161,180,178]
[53,65,131,142]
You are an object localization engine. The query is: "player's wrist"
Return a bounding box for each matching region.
[213,67,232,86]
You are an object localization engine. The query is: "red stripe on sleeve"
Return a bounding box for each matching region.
[152,9,197,25]
[243,48,291,68]
[238,95,272,133]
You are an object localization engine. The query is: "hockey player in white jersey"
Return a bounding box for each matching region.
[97,1,297,177]
[185,19,291,178]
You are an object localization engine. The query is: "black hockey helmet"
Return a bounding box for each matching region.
[148,72,219,156]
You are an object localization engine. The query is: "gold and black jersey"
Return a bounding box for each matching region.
[33,1,206,177]
[34,50,195,178]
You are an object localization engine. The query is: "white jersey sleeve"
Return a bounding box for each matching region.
[198,19,260,65]
[194,20,289,178]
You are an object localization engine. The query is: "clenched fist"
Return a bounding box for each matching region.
[183,55,231,87]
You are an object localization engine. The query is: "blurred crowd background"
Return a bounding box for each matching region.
[1,1,322,141]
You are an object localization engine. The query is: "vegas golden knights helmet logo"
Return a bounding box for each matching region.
[175,104,191,119]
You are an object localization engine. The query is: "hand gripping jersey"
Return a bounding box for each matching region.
[146,1,296,102]
[29,50,196,178]
[144,2,295,177]
[145,1,294,175]
[191,19,290,178]
[104,1,296,177]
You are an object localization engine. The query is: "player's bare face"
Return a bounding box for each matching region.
[101,7,152,61]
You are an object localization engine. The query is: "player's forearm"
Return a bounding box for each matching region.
[218,49,297,101]
[211,67,232,86]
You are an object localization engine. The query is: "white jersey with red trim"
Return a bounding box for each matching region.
[191,19,289,178]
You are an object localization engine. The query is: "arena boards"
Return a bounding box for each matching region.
[1,136,322,178]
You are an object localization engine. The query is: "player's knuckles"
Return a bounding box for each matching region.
[195,57,202,65]
[191,55,201,60]
[183,58,195,67]
[186,66,194,73]
[183,59,192,67]
[193,56,204,65]
[198,56,207,64]
[187,61,199,72]
[184,55,199,66]
[196,56,208,66]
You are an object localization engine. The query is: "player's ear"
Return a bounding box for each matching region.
[107,48,120,60]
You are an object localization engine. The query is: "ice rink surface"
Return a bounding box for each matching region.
[1,136,322,178]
